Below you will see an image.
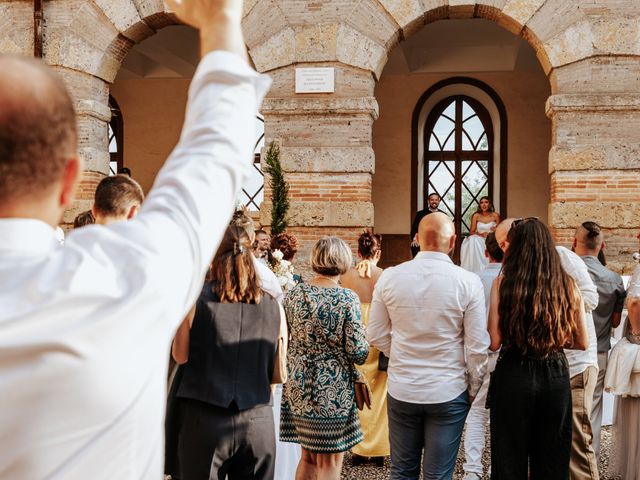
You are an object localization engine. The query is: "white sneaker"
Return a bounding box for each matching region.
[463,474,482,480]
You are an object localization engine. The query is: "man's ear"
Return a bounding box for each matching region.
[59,157,81,208]
[127,204,140,220]
[572,238,578,250]
[601,241,606,251]
[484,249,490,259]
[448,234,457,254]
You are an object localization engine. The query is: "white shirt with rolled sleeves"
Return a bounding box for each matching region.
[0,52,271,479]
[367,251,490,404]
[556,246,599,378]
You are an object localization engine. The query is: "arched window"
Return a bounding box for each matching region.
[108,96,124,176]
[237,115,265,211]
[424,95,493,235]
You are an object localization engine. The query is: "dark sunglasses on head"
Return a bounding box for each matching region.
[511,216,539,230]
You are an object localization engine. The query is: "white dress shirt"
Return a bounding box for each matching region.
[556,247,599,378]
[0,52,270,479]
[368,251,490,404]
[477,262,502,311]
[253,256,284,303]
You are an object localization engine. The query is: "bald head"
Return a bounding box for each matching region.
[0,55,77,203]
[495,217,516,252]
[418,212,456,253]
[573,221,604,256]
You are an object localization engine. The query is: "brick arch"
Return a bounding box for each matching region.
[244,0,594,85]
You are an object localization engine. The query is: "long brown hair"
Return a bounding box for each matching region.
[211,225,262,303]
[499,218,579,356]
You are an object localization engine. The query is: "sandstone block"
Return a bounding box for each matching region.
[549,145,640,172]
[294,23,338,63]
[261,200,374,227]
[265,64,375,98]
[377,0,426,37]
[551,56,640,95]
[262,97,379,120]
[346,0,400,49]
[501,0,546,30]
[249,27,295,72]
[269,146,376,173]
[336,24,387,79]
[591,16,640,55]
[242,0,288,49]
[542,20,593,69]
[549,201,640,229]
[0,2,34,55]
[265,113,373,148]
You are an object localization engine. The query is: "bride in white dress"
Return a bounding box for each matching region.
[460,196,500,273]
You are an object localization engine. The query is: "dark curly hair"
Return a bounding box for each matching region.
[270,232,299,261]
[358,229,382,260]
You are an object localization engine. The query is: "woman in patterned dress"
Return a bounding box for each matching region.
[280,236,369,480]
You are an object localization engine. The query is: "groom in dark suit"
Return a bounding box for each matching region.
[410,193,445,257]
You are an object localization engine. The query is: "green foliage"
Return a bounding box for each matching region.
[264,142,289,235]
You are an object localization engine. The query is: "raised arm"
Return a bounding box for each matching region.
[488,276,502,351]
[111,1,271,322]
[343,292,369,365]
[367,274,392,356]
[464,278,490,398]
[469,213,478,235]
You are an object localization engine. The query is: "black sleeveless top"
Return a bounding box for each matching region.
[176,282,281,410]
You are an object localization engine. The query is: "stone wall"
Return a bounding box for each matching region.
[1,0,639,271]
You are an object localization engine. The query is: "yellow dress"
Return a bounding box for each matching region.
[352,302,390,457]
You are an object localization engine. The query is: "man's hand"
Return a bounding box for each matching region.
[166,0,242,28]
[165,0,247,60]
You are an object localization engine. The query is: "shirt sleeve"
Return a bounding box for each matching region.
[464,277,490,397]
[615,274,627,313]
[367,273,392,357]
[343,292,369,365]
[107,52,271,322]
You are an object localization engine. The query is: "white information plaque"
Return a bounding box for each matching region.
[295,67,335,93]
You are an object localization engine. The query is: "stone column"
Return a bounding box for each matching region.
[259,64,378,266]
[548,55,640,273]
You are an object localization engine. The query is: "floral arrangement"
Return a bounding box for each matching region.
[269,249,297,292]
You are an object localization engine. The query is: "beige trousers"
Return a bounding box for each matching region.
[570,365,600,480]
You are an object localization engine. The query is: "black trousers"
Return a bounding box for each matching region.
[177,398,276,480]
[489,349,572,480]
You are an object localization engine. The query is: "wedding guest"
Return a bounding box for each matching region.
[462,232,503,480]
[341,230,389,466]
[556,246,600,480]
[604,231,640,480]
[410,192,444,257]
[460,196,500,273]
[497,219,600,479]
[232,212,283,303]
[73,209,95,228]
[271,232,302,284]
[266,231,302,479]
[171,225,285,479]
[280,236,369,480]
[91,174,144,225]
[488,218,589,479]
[254,229,271,263]
[369,213,489,479]
[0,1,271,477]
[573,222,625,461]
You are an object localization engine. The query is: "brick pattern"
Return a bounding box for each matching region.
[266,173,372,203]
[551,171,640,202]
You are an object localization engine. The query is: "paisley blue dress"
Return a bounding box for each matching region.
[280,283,369,453]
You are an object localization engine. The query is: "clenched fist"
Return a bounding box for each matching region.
[165,0,243,30]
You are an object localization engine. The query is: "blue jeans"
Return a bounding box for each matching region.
[387,390,470,480]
